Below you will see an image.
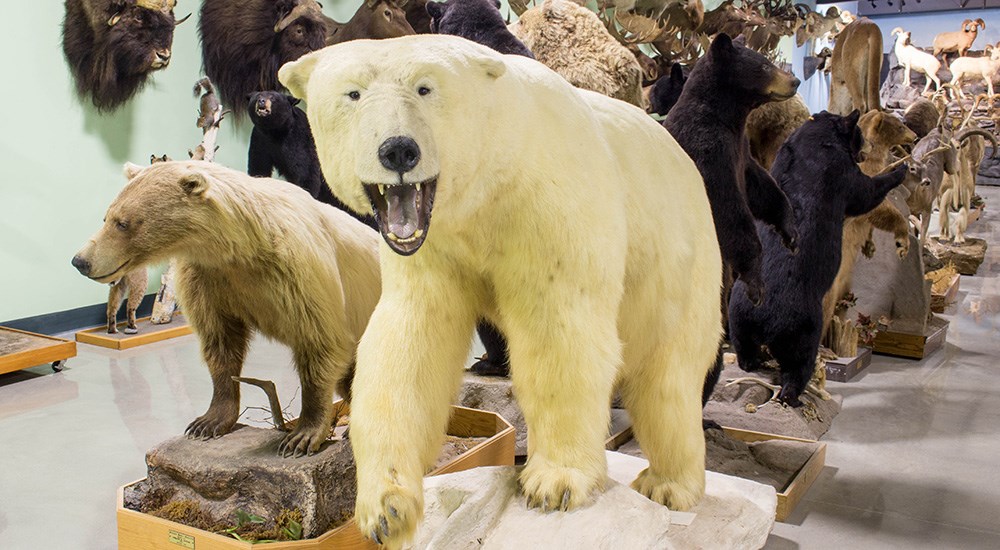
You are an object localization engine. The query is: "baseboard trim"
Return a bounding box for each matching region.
[2,294,157,336]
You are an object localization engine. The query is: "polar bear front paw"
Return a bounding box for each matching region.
[631,467,703,511]
[519,460,602,512]
[355,482,421,549]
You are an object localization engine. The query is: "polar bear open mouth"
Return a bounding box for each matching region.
[364,177,438,255]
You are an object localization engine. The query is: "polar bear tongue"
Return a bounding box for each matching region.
[386,185,419,239]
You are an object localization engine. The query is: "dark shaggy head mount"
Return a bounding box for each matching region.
[199,0,330,119]
[62,0,189,112]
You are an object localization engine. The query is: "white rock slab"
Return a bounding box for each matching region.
[407,451,776,550]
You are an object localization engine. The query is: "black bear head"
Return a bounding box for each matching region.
[247,91,300,131]
[804,110,865,163]
[427,0,503,34]
[649,63,687,116]
[706,33,800,107]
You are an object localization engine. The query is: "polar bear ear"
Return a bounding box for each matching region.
[475,56,506,80]
[279,52,321,101]
[123,162,144,181]
[179,171,209,198]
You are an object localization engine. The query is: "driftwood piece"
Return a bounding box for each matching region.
[149,261,177,325]
[233,377,287,431]
[827,316,859,357]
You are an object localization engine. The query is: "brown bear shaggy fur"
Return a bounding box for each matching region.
[72,160,381,456]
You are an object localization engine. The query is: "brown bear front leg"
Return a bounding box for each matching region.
[186,319,250,439]
[279,346,350,457]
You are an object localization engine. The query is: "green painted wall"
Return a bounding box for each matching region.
[0,1,361,323]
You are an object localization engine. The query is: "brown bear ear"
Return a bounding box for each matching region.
[123,162,144,181]
[180,171,209,198]
[279,51,321,101]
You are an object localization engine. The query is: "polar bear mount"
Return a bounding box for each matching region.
[280,35,723,548]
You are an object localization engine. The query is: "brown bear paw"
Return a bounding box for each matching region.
[278,422,329,458]
[519,460,601,512]
[355,481,420,549]
[185,407,238,440]
[631,467,703,511]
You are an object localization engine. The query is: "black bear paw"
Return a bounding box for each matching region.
[777,384,804,408]
[782,228,799,255]
[746,282,765,307]
[470,357,510,377]
[702,418,723,431]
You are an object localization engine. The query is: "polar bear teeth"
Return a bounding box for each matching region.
[387,229,424,243]
[378,184,386,196]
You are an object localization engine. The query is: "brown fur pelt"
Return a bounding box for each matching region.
[903,98,941,139]
[510,0,644,107]
[829,18,883,115]
[822,110,915,338]
[62,0,185,112]
[746,94,810,170]
[199,0,329,119]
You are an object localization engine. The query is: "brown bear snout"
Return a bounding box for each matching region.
[71,254,92,276]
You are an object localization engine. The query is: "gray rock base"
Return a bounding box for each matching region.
[618,428,820,492]
[126,425,356,538]
[925,237,988,275]
[409,451,776,550]
[457,373,527,455]
[704,362,842,440]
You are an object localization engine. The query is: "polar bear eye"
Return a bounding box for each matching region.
[347,91,361,101]
[418,86,431,96]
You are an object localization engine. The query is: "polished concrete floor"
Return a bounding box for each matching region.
[2,194,1000,549]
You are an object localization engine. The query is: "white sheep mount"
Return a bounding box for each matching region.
[949,43,1000,99]
[892,27,941,94]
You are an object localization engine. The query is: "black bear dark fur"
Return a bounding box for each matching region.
[665,33,801,307]
[247,91,375,228]
[649,63,687,116]
[427,0,533,58]
[728,111,908,406]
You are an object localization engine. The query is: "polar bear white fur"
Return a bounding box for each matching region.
[280,35,722,548]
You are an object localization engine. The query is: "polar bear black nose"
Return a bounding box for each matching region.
[379,136,421,174]
[71,255,91,276]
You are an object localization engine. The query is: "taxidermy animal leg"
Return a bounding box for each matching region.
[351,269,478,548]
[867,201,911,259]
[185,314,251,439]
[106,279,127,334]
[279,344,348,457]
[771,321,823,407]
[939,188,955,240]
[470,320,510,376]
[508,290,618,512]
[618,267,716,510]
[904,64,911,88]
[745,157,798,252]
[124,268,148,334]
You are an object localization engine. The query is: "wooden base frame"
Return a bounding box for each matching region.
[76,314,192,351]
[0,326,76,375]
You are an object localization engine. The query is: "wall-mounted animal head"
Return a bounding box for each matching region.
[794,4,840,47]
[62,0,189,112]
[326,0,415,45]
[199,0,330,119]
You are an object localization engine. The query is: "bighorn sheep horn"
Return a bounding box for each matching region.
[890,27,904,36]
[955,128,1000,159]
[275,1,323,33]
[976,18,986,30]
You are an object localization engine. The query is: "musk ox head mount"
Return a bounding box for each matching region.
[62,0,189,112]
[199,0,330,120]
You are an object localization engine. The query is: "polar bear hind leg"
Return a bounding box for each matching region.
[617,271,718,510]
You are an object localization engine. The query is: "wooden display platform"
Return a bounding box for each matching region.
[605,423,825,522]
[117,405,515,550]
[76,314,191,351]
[723,428,826,522]
[0,326,76,375]
[871,316,949,359]
[930,273,961,313]
[825,347,873,383]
